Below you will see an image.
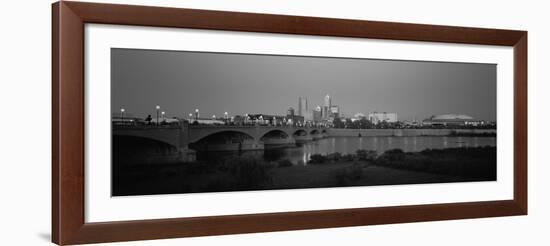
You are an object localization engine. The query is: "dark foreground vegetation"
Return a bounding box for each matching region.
[113,146,496,196]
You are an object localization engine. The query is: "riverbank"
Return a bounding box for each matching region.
[326,128,496,137]
[113,146,496,196]
[269,163,469,189]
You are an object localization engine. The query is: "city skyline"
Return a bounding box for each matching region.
[112,48,497,121]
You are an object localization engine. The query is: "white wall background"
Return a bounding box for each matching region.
[0,0,547,245]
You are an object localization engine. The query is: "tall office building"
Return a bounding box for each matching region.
[298,97,308,117]
[330,105,340,118]
[313,106,322,122]
[323,94,331,119]
[324,94,331,107]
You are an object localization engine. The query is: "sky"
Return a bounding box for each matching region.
[111,48,496,122]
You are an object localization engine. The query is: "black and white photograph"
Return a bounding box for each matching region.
[3,0,544,245]
[111,48,497,196]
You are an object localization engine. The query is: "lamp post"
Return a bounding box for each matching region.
[188,113,193,121]
[195,109,199,120]
[120,108,125,125]
[161,111,165,124]
[155,105,160,126]
[224,112,228,125]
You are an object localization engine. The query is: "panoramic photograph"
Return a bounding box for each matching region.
[111,48,497,196]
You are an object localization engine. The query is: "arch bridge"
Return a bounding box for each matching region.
[112,122,328,161]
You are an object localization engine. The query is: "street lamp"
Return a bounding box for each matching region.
[188,113,193,121]
[161,111,165,123]
[120,108,125,125]
[195,109,199,120]
[155,105,160,126]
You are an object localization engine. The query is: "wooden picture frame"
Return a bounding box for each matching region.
[52,1,527,245]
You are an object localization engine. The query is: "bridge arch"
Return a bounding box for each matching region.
[260,129,295,147]
[260,129,290,140]
[112,135,179,165]
[188,128,257,143]
[310,129,320,135]
[190,130,256,152]
[192,130,255,144]
[293,129,308,137]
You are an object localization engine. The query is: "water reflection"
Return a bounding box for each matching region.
[196,136,497,165]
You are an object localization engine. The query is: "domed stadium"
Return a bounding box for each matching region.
[423,114,476,126]
[433,114,473,120]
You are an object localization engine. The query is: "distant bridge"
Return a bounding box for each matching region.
[113,123,328,161]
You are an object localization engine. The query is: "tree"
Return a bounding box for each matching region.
[345,118,353,128]
[333,117,345,128]
[358,117,373,129]
[378,120,389,129]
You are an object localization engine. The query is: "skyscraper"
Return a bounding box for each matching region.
[298,97,308,117]
[324,94,331,108]
[330,105,340,118]
[313,105,322,122]
[323,94,331,119]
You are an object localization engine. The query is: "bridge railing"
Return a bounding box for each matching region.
[188,124,327,129]
[112,124,181,130]
[113,122,330,130]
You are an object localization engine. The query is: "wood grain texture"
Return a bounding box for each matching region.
[513,34,528,213]
[63,1,525,46]
[51,3,59,243]
[52,1,528,245]
[52,2,85,245]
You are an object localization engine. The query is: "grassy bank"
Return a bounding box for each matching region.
[373,146,496,179]
[113,146,496,196]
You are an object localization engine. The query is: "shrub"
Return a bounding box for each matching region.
[327,152,343,161]
[183,161,217,175]
[341,154,356,162]
[309,154,328,164]
[373,147,496,179]
[333,163,364,186]
[277,159,294,168]
[264,161,277,169]
[385,148,405,155]
[356,149,377,162]
[222,156,273,189]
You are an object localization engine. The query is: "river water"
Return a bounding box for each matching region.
[196,136,496,165]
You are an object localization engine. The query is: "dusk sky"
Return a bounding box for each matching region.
[111,48,496,121]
